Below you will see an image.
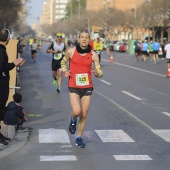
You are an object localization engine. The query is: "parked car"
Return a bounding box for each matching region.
[114,41,123,51]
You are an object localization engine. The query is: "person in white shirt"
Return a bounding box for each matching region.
[164,42,170,77]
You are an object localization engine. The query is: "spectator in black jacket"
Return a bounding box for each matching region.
[4,93,27,132]
[0,28,25,145]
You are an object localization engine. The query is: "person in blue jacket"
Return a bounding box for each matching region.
[4,93,27,132]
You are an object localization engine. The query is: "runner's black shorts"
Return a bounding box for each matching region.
[141,51,148,55]
[135,49,140,54]
[153,50,158,54]
[68,87,93,98]
[167,59,170,63]
[31,50,37,55]
[52,59,61,71]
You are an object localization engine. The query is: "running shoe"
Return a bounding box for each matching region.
[53,79,57,86]
[69,118,77,134]
[75,137,85,148]
[56,87,60,93]
[17,126,28,133]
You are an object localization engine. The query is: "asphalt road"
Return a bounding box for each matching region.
[0,44,170,170]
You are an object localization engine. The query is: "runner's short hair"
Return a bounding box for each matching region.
[79,30,90,38]
[0,28,10,42]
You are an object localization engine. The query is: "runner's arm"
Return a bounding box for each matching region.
[61,49,72,77]
[46,42,56,54]
[92,51,103,78]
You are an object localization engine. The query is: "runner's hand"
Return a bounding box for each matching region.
[92,69,99,77]
[64,70,71,77]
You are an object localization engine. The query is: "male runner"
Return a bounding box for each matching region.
[61,30,103,148]
[46,33,66,93]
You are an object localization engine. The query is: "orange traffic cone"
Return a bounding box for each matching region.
[167,65,170,78]
[110,55,114,63]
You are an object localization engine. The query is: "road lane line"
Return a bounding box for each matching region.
[100,79,111,85]
[151,130,170,142]
[39,129,70,143]
[102,59,165,77]
[94,89,153,130]
[162,112,170,118]
[122,91,142,101]
[40,155,77,161]
[95,130,135,142]
[113,155,152,161]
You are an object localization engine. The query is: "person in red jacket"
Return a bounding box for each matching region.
[61,30,103,148]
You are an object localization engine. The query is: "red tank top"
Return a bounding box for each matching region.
[69,49,93,88]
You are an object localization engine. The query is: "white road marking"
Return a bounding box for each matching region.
[40,155,77,161]
[113,155,152,161]
[151,129,170,142]
[102,59,165,77]
[162,112,170,118]
[122,91,142,101]
[100,79,112,85]
[39,129,70,143]
[95,130,135,142]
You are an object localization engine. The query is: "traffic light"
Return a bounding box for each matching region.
[65,13,69,19]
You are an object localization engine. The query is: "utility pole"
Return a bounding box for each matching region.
[134,0,137,40]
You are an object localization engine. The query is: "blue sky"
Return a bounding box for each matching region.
[26,0,45,26]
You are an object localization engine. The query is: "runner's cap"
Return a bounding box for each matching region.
[56,33,62,38]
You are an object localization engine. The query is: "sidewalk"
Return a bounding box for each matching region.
[0,129,29,158]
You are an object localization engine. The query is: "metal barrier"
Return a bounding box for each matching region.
[9,86,21,95]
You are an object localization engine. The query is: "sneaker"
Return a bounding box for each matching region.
[56,87,60,93]
[17,126,27,133]
[0,133,11,142]
[0,137,8,145]
[53,79,57,86]
[75,137,85,148]
[69,118,77,134]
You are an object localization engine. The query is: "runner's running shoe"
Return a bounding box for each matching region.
[53,79,57,86]
[69,118,77,134]
[56,87,60,93]
[75,137,85,148]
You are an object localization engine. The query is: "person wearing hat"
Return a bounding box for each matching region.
[46,33,66,93]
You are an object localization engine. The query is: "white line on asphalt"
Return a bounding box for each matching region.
[100,79,111,85]
[162,112,170,118]
[151,130,170,142]
[95,130,135,142]
[40,155,77,161]
[113,155,152,161]
[122,91,142,101]
[39,129,70,143]
[102,59,165,77]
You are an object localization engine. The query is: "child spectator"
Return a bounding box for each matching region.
[3,93,27,132]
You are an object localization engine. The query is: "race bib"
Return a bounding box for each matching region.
[76,73,89,86]
[54,53,62,60]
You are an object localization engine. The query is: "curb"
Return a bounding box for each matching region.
[0,128,29,159]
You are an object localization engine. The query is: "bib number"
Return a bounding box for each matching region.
[76,74,89,86]
[54,53,62,60]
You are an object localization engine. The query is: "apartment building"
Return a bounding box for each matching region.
[54,0,69,23]
[86,0,143,11]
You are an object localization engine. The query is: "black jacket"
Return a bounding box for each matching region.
[3,101,25,125]
[0,44,15,79]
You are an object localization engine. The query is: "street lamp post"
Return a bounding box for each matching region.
[103,0,112,41]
